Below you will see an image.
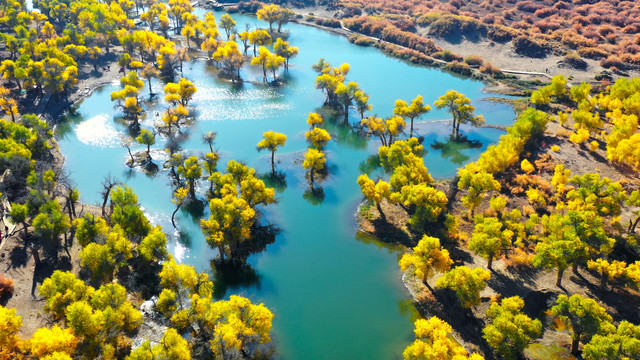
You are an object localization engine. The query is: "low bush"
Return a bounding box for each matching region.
[464,55,484,66]
[563,52,587,69]
[0,274,14,299]
[428,14,486,39]
[601,55,625,69]
[577,46,609,59]
[513,36,548,58]
[433,49,463,62]
[444,60,473,76]
[480,62,502,76]
[314,17,342,28]
[488,25,518,42]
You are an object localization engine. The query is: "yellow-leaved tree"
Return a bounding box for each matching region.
[403,316,485,360]
[399,235,452,288]
[257,131,287,172]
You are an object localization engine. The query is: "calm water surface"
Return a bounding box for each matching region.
[56,11,515,360]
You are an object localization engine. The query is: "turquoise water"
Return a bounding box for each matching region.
[55,11,515,360]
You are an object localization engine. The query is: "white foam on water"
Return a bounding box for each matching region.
[76,114,122,148]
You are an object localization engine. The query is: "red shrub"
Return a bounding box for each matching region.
[622,23,640,34]
[516,1,544,13]
[534,7,557,18]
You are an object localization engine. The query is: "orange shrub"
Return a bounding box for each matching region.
[601,55,625,69]
[480,62,502,75]
[464,55,484,66]
[0,274,14,299]
[577,46,608,59]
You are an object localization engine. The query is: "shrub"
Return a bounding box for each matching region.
[601,55,625,69]
[480,62,502,76]
[314,17,342,28]
[342,3,363,17]
[488,25,517,42]
[0,274,14,299]
[464,55,484,66]
[551,145,560,152]
[561,32,596,49]
[577,47,609,59]
[534,7,557,18]
[444,60,472,76]
[236,1,261,14]
[513,36,548,58]
[622,24,640,34]
[349,34,375,46]
[516,1,544,13]
[429,14,486,39]
[433,49,463,62]
[416,13,442,27]
[563,52,587,69]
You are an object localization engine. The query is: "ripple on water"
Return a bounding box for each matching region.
[75,114,122,148]
[194,87,290,121]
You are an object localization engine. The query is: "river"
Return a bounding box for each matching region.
[55,10,516,360]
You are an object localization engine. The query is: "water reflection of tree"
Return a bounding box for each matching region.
[260,171,287,193]
[317,107,368,150]
[303,186,325,205]
[431,136,482,165]
[211,223,279,299]
[358,154,381,175]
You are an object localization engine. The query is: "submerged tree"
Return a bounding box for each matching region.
[434,90,484,140]
[394,95,431,138]
[257,131,287,172]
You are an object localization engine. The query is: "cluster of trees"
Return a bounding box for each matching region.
[302,112,329,190]
[532,75,640,169]
[358,137,448,232]
[404,290,638,359]
[392,72,640,358]
[313,59,371,122]
[1,261,273,360]
[199,5,298,83]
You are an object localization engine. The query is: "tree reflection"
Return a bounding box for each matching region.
[431,136,482,165]
[303,186,325,205]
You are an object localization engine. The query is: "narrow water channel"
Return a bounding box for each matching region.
[55,10,515,360]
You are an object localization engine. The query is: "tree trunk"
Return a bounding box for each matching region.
[600,272,607,290]
[218,245,225,263]
[127,147,134,167]
[148,78,153,96]
[410,118,414,138]
[456,118,461,139]
[572,262,579,275]
[376,201,386,221]
[487,255,493,270]
[262,63,267,81]
[189,180,196,200]
[344,103,349,123]
[171,204,181,228]
[556,267,565,287]
[571,333,581,355]
[271,151,275,173]
[631,216,640,233]
[451,116,456,138]
[310,169,315,189]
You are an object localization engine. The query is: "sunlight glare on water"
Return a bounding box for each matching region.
[75,114,122,148]
[194,86,290,121]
